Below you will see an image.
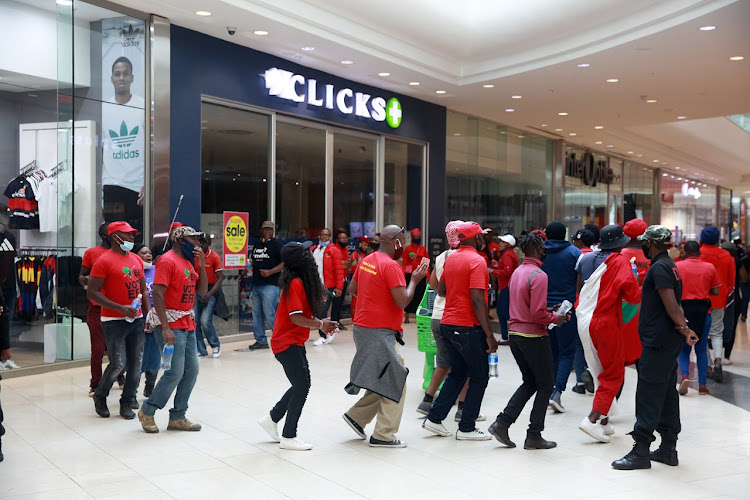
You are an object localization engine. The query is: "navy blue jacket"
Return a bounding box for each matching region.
[541,240,582,306]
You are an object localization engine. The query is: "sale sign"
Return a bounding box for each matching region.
[223,211,249,269]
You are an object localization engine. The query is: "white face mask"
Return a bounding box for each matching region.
[142,261,153,269]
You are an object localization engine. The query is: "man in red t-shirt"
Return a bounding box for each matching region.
[343,225,428,448]
[423,222,498,441]
[88,222,150,420]
[493,234,519,342]
[79,223,113,395]
[194,235,224,358]
[138,225,208,434]
[676,241,721,394]
[402,228,430,324]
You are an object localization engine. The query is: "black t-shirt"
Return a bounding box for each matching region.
[251,238,283,286]
[639,251,683,349]
[0,231,16,289]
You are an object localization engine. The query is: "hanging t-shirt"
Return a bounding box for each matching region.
[0,231,17,289]
[4,175,39,230]
[36,176,57,233]
[90,250,144,320]
[102,95,146,194]
[353,251,406,332]
[271,278,312,355]
[154,250,199,331]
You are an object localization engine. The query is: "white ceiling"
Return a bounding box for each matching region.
[109,0,750,190]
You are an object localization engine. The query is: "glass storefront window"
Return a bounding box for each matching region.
[332,134,376,237]
[384,140,423,231]
[624,162,655,224]
[660,174,717,243]
[564,148,609,230]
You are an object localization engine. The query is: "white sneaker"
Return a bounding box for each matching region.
[456,429,492,441]
[257,414,280,442]
[325,330,337,344]
[313,338,327,346]
[0,361,7,370]
[723,358,734,365]
[1,360,20,369]
[212,346,221,358]
[280,436,313,451]
[422,419,452,437]
[579,417,610,443]
[601,422,615,436]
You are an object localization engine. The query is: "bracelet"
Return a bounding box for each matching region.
[319,319,324,330]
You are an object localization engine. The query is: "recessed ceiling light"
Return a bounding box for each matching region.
[577,63,590,68]
[653,160,659,163]
[636,154,643,157]
[541,124,548,127]
[482,84,495,88]
[558,112,568,116]
[646,99,658,103]
[606,79,619,83]
[253,30,268,35]
[518,135,525,139]
[436,90,446,94]
[453,133,461,136]
[663,173,668,177]
[677,115,687,119]
[511,95,522,99]
[730,56,744,61]
[606,144,614,148]
[409,82,420,86]
[627,151,634,154]
[505,108,515,112]
[675,166,680,170]
[340,60,354,65]
[699,25,716,31]
[594,125,604,129]
[555,128,564,132]
[595,141,603,144]
[301,46,315,51]
[378,72,390,77]
[569,133,577,136]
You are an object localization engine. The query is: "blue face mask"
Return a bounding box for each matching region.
[178,240,195,260]
[319,240,329,248]
[115,235,134,252]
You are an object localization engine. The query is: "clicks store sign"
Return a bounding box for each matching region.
[263,68,402,128]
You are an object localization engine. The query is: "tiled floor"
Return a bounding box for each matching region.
[1,323,749,499]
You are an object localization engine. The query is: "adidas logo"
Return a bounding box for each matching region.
[109,121,139,148]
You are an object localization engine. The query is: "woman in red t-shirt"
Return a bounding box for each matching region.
[258,241,338,451]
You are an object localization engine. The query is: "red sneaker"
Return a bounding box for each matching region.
[699,386,710,395]
[678,375,689,396]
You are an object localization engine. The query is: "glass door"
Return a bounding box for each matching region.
[332,133,376,238]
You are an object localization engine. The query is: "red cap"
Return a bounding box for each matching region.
[530,229,547,240]
[107,221,138,236]
[623,218,648,239]
[457,222,487,241]
[410,228,421,239]
[169,221,184,233]
[359,235,371,244]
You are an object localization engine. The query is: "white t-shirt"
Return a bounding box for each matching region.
[431,249,456,320]
[102,94,146,193]
[313,245,326,284]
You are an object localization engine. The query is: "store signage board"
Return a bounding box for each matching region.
[223,211,249,269]
[565,151,614,187]
[263,68,402,128]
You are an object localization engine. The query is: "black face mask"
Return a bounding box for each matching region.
[338,241,348,249]
[370,243,380,251]
[412,238,421,245]
[641,243,651,257]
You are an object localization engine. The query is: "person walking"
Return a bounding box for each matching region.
[620,218,650,368]
[720,241,741,365]
[699,226,735,382]
[257,241,339,451]
[249,221,283,350]
[134,243,161,398]
[80,223,114,396]
[572,229,595,254]
[342,225,428,448]
[311,228,344,346]
[0,228,18,371]
[402,228,430,324]
[576,225,641,443]
[138,225,208,433]
[422,221,497,441]
[488,233,568,450]
[330,230,352,328]
[194,235,224,358]
[88,222,149,419]
[676,241,720,396]
[541,221,582,413]
[613,226,698,470]
[493,234,519,345]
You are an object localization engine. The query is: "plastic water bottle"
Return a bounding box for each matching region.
[549,299,573,330]
[630,257,638,277]
[126,294,142,323]
[161,344,174,370]
[488,353,499,378]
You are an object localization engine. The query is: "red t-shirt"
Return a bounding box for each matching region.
[353,251,407,332]
[271,278,312,354]
[196,249,223,285]
[90,250,144,319]
[441,246,489,327]
[154,250,199,331]
[676,257,721,301]
[401,244,429,274]
[83,245,109,305]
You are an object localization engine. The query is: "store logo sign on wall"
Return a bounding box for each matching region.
[681,183,701,199]
[263,68,401,128]
[565,151,613,187]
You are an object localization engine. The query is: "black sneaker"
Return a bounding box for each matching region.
[93,395,110,418]
[338,325,348,331]
[120,403,135,420]
[144,382,154,398]
[581,370,595,393]
[249,342,269,350]
[369,437,406,448]
[342,413,366,439]
[650,446,678,466]
[713,361,723,383]
[571,383,586,394]
[129,399,140,410]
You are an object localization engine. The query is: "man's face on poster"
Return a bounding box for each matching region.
[111,61,133,95]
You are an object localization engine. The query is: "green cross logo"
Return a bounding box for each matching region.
[386,98,402,128]
[122,266,133,279]
[109,120,139,148]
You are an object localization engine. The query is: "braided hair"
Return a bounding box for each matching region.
[519,233,544,257]
[277,248,327,314]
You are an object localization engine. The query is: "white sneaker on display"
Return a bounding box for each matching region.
[456,429,492,441]
[257,414,280,442]
[280,436,313,451]
[313,338,327,346]
[579,417,611,443]
[422,419,452,437]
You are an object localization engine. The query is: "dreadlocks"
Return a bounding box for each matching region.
[278,249,326,314]
[519,233,544,256]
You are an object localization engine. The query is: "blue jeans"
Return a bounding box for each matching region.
[195,293,219,355]
[142,327,199,420]
[548,309,578,393]
[496,287,510,340]
[252,284,280,345]
[141,332,162,372]
[679,313,711,386]
[573,335,587,383]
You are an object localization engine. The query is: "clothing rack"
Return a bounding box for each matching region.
[48,160,67,178]
[20,160,37,176]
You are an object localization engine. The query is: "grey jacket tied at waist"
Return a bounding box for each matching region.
[345,326,408,403]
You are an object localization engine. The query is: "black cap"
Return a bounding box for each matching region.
[599,224,630,250]
[281,240,313,265]
[574,229,595,247]
[545,221,567,241]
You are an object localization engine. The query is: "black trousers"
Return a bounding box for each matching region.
[0,376,5,440]
[318,288,336,339]
[103,185,143,243]
[682,300,711,339]
[95,319,145,405]
[632,344,682,444]
[270,344,311,438]
[497,335,555,434]
[330,279,349,323]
